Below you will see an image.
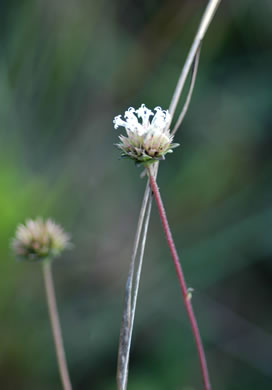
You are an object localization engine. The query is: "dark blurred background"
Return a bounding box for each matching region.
[0,0,272,389]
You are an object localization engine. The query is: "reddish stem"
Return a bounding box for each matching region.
[147,167,211,390]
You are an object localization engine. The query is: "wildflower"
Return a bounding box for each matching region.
[113,104,179,164]
[11,218,71,262]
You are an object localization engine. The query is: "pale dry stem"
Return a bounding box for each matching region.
[43,262,72,390]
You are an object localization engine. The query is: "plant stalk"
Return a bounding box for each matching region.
[43,262,72,390]
[169,0,222,118]
[117,0,222,387]
[117,164,158,390]
[117,180,151,390]
[171,45,201,136]
[146,166,211,390]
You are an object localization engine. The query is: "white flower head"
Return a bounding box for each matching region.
[11,218,71,262]
[113,104,179,164]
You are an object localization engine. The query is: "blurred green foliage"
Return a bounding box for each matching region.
[0,0,272,389]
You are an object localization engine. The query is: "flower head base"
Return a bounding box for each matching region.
[11,218,71,262]
[113,104,179,164]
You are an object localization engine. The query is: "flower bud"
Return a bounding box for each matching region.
[11,218,71,262]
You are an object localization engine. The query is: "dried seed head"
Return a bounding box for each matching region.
[11,218,71,262]
[113,104,179,164]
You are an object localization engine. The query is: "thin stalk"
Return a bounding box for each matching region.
[146,166,211,390]
[43,262,72,390]
[169,0,222,118]
[171,46,201,136]
[117,164,158,390]
[120,194,153,390]
[117,181,150,389]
